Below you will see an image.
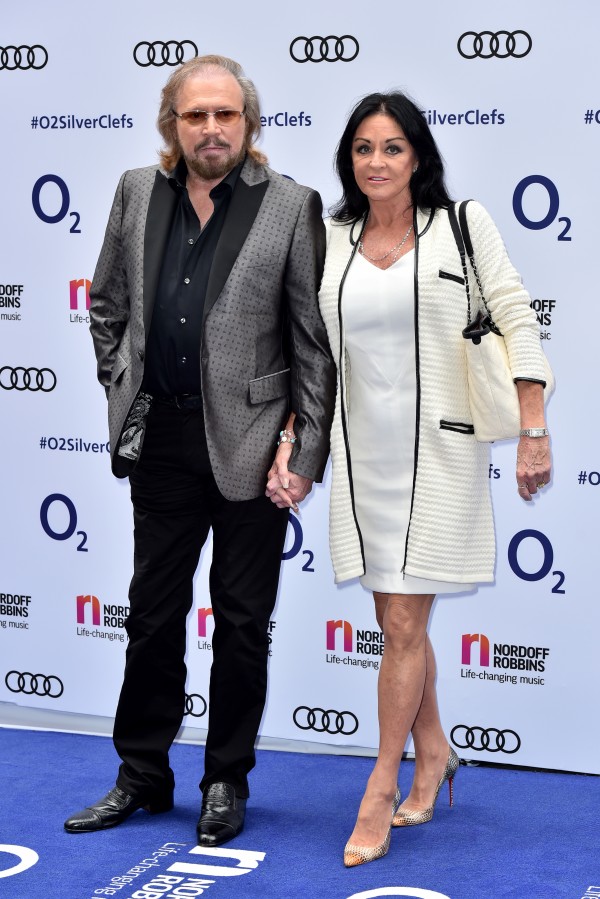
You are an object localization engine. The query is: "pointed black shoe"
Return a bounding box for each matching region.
[64,785,174,833]
[196,782,246,847]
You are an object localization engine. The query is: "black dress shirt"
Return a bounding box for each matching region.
[142,158,243,396]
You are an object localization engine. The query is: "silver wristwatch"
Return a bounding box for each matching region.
[519,428,549,438]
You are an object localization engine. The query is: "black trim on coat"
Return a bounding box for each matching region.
[401,209,427,576]
[143,171,179,337]
[336,219,367,574]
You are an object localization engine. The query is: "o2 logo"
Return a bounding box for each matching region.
[0,845,39,879]
[32,175,81,233]
[346,889,451,899]
[282,512,314,572]
[508,529,565,593]
[513,175,571,241]
[40,493,88,552]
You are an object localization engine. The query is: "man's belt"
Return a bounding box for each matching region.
[152,394,203,411]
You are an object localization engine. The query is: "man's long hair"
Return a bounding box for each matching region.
[157,54,267,171]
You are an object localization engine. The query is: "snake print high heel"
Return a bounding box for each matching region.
[392,747,459,827]
[343,788,401,867]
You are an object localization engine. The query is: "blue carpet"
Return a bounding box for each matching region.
[0,728,598,898]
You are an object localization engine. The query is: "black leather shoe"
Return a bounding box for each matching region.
[196,782,246,846]
[64,785,174,833]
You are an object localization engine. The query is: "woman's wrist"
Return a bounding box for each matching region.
[519,427,549,438]
[277,428,296,446]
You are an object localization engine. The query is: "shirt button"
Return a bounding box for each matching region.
[180,317,186,324]
[184,277,190,285]
[188,238,194,245]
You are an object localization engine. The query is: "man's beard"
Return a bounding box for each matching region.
[182,137,245,180]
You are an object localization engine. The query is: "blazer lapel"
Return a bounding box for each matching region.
[203,173,269,322]
[143,170,178,335]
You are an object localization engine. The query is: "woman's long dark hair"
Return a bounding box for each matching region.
[331,92,452,223]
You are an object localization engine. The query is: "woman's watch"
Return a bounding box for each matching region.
[519,428,549,438]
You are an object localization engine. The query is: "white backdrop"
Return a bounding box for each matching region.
[1,0,598,774]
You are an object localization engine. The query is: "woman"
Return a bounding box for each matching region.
[313,92,551,867]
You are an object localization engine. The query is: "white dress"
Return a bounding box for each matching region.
[343,250,473,595]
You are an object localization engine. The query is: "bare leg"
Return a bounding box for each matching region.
[396,633,450,813]
[346,592,437,848]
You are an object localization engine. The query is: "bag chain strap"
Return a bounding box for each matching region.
[455,201,502,336]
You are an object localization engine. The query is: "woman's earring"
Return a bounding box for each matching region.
[413,165,418,173]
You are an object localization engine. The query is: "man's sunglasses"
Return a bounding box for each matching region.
[171,108,246,126]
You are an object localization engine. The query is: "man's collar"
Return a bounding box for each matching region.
[170,157,188,188]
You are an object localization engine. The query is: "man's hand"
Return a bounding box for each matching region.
[266,441,313,512]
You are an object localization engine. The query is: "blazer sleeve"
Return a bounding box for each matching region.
[284,189,336,482]
[89,172,131,390]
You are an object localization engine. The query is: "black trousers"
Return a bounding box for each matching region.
[113,401,289,799]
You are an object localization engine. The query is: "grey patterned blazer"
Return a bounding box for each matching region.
[89,156,335,500]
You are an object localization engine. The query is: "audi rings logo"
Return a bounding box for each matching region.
[0,367,56,392]
[133,40,199,67]
[293,706,359,735]
[451,725,521,754]
[5,671,64,698]
[289,35,359,63]
[0,45,48,71]
[184,693,207,718]
[457,31,532,59]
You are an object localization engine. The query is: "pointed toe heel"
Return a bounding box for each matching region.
[343,788,401,868]
[392,747,459,827]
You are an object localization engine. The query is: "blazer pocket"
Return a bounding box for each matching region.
[248,368,290,405]
[244,252,281,270]
[438,269,465,285]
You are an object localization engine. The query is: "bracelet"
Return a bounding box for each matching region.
[277,429,296,446]
[519,428,549,438]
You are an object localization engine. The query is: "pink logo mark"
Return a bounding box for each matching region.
[461,633,490,667]
[69,278,91,310]
[326,619,353,652]
[198,608,214,637]
[76,594,100,625]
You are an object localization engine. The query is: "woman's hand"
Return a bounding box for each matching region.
[266,441,314,512]
[265,413,313,512]
[266,440,298,511]
[516,435,551,500]
[515,381,551,500]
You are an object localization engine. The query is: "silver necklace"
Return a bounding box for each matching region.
[358,219,413,263]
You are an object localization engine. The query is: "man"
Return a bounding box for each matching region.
[64,55,334,845]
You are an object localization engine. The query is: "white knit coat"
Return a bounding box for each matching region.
[318,202,548,585]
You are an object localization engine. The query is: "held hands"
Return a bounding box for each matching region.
[516,435,552,501]
[266,439,313,512]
